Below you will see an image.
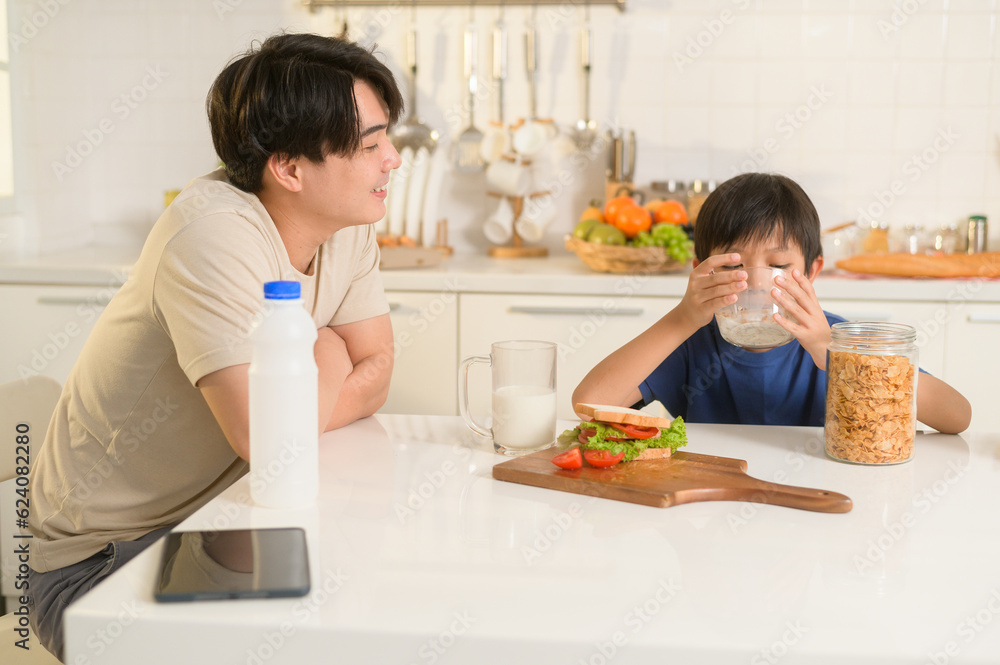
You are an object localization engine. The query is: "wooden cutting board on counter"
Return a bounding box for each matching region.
[836,252,1000,278]
[493,447,852,513]
[378,247,443,270]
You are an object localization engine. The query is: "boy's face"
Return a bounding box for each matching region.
[705,231,823,279]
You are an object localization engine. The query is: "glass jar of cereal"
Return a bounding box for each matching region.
[825,322,918,465]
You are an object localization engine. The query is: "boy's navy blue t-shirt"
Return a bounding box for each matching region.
[638,312,847,427]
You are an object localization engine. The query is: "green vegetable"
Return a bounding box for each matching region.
[557,417,687,462]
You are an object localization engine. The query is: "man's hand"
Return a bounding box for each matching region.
[676,253,748,331]
[772,268,831,369]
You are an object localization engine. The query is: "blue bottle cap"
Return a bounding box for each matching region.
[263,281,301,300]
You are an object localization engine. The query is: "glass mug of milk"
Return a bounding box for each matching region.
[459,340,557,456]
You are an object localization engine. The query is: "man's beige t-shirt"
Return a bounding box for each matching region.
[28,169,389,572]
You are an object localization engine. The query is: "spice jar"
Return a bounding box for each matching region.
[932,223,961,254]
[862,221,890,253]
[825,322,918,465]
[651,180,687,206]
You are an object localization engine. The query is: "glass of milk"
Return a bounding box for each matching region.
[459,340,557,456]
[715,267,795,350]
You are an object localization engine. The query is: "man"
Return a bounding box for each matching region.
[27,33,403,659]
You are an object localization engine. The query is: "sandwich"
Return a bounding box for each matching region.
[552,403,687,469]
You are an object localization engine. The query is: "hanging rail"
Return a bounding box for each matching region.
[303,1,626,12]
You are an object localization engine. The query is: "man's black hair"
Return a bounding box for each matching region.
[693,173,823,268]
[207,32,404,193]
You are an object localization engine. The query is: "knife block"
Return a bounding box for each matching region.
[487,194,549,258]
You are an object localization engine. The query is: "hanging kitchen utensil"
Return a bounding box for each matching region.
[337,0,349,40]
[571,7,598,151]
[480,10,511,164]
[389,8,439,154]
[511,15,548,157]
[525,17,538,120]
[454,13,485,173]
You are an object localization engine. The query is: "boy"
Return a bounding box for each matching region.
[28,33,404,659]
[573,172,971,434]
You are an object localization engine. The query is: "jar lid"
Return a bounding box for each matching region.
[830,321,916,347]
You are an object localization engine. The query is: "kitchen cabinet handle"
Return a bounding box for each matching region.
[508,306,644,316]
[967,313,1000,324]
[37,295,113,307]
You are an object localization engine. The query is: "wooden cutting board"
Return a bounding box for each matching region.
[492,447,852,513]
[379,247,443,270]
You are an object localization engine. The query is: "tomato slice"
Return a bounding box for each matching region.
[578,428,627,445]
[608,423,660,440]
[583,449,626,468]
[551,448,583,470]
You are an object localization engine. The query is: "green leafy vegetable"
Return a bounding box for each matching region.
[558,417,687,462]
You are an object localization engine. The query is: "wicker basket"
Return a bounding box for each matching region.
[565,236,689,274]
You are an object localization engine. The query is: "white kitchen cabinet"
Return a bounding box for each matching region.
[942,303,1000,432]
[0,284,116,385]
[822,299,948,377]
[382,290,458,415]
[459,293,677,420]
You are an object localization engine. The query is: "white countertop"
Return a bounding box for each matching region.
[64,415,1000,664]
[3,244,999,301]
[0,246,137,286]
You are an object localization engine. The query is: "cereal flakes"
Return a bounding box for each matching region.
[825,350,915,464]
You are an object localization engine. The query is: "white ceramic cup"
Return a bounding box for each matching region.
[459,340,557,456]
[485,158,531,197]
[483,196,515,245]
[479,122,511,164]
[511,120,549,158]
[514,194,557,243]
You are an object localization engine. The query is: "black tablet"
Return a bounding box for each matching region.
[153,527,311,602]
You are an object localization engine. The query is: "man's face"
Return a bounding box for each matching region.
[298,80,401,229]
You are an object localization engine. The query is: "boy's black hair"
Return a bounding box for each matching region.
[693,173,822,268]
[207,33,404,193]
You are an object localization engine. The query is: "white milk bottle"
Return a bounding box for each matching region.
[248,281,319,508]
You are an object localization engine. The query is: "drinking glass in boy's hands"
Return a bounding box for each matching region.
[572,172,971,434]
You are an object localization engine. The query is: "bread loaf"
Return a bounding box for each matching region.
[836,253,1000,278]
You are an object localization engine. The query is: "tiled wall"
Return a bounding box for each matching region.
[11,0,1000,255]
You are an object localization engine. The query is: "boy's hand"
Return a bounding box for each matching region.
[772,269,831,370]
[676,253,747,331]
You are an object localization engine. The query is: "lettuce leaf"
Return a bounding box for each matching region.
[557,417,687,462]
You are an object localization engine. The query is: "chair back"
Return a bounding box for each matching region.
[0,376,62,481]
